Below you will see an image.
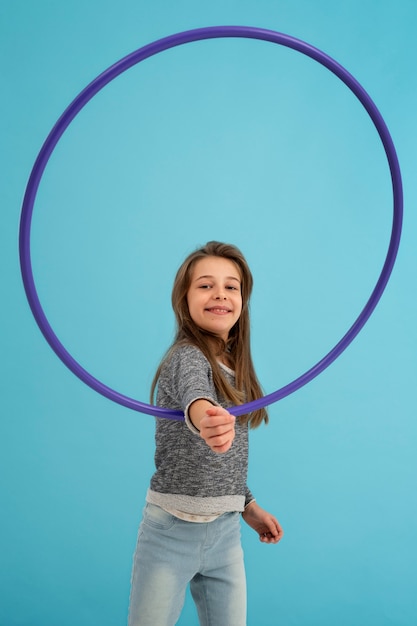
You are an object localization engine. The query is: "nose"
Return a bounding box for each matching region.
[214,287,227,300]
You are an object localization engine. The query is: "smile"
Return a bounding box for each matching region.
[205,307,232,314]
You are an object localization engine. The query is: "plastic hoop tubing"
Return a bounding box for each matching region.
[19,26,403,420]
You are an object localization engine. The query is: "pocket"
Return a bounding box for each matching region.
[142,503,178,530]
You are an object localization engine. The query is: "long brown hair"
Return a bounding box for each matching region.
[151,241,268,428]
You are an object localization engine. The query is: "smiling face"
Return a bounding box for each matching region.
[186,256,243,342]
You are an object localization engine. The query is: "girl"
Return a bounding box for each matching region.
[128,241,283,626]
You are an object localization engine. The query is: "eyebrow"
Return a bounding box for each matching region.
[194,274,241,282]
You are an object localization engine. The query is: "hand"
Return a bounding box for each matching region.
[199,405,236,454]
[242,501,284,544]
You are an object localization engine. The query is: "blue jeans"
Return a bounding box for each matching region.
[128,503,246,626]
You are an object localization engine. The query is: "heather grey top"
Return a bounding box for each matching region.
[147,343,254,516]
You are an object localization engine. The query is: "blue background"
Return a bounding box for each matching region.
[1,1,416,624]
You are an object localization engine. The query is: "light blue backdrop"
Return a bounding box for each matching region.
[1,1,416,625]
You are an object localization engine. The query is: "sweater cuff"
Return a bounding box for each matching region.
[244,486,255,508]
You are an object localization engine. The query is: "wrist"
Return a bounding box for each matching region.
[185,398,215,434]
[189,416,200,432]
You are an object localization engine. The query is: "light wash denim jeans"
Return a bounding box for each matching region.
[128,503,246,626]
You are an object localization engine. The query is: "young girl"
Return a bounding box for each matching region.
[128,241,283,626]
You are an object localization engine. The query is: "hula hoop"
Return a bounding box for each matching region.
[19,26,403,419]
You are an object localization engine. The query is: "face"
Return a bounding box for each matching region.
[187,256,243,342]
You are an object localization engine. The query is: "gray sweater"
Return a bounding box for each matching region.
[147,344,254,516]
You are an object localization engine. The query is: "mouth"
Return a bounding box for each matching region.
[205,307,232,315]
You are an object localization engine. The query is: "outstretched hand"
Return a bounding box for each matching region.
[242,501,284,544]
[199,406,236,453]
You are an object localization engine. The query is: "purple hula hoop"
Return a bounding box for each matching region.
[19,26,403,420]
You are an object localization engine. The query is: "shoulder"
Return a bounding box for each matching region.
[158,343,212,383]
[156,343,216,410]
[165,343,209,370]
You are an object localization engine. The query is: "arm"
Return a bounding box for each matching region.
[242,501,284,544]
[189,399,236,454]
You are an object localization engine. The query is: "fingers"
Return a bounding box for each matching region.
[204,406,235,419]
[260,520,284,544]
[260,533,279,544]
[213,436,234,453]
[200,408,235,453]
[202,427,235,453]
